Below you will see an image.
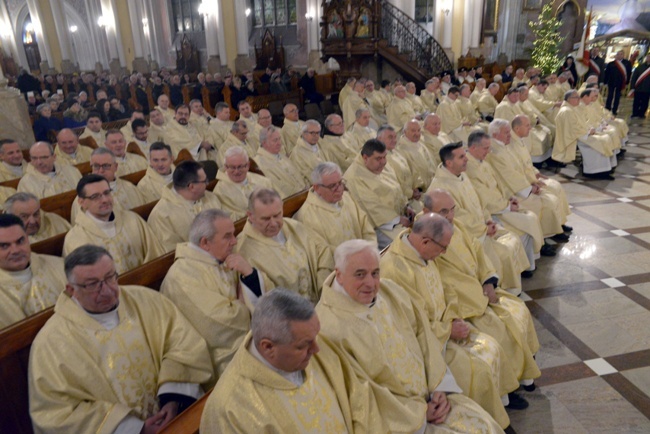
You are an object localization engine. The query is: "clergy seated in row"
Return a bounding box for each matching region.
[552,90,618,179]
[54,128,93,165]
[154,94,175,124]
[338,77,356,109]
[4,192,70,243]
[344,138,413,249]
[420,77,442,113]
[458,84,489,132]
[280,103,304,156]
[165,104,215,160]
[237,101,259,134]
[253,126,309,198]
[244,107,272,152]
[477,83,500,120]
[405,82,426,114]
[342,80,373,130]
[345,108,377,151]
[119,111,145,144]
[188,99,213,145]
[398,119,436,195]
[104,130,148,177]
[469,78,486,107]
[436,86,480,145]
[364,80,388,126]
[130,118,152,155]
[318,239,507,432]
[162,210,262,384]
[428,142,530,292]
[295,162,376,250]
[70,147,148,223]
[147,108,167,143]
[215,146,274,220]
[517,85,555,155]
[320,114,357,172]
[0,139,27,181]
[421,114,453,167]
[78,112,107,148]
[290,120,326,181]
[584,83,629,145]
[209,102,234,149]
[0,214,66,329]
[488,117,572,242]
[423,190,541,391]
[29,245,214,434]
[63,175,164,274]
[579,89,623,154]
[236,188,333,303]
[200,288,387,433]
[216,120,256,168]
[149,160,222,252]
[528,80,563,122]
[386,85,417,132]
[378,125,421,213]
[380,215,523,427]
[138,142,175,202]
[495,87,553,164]
[464,130,550,278]
[18,142,83,199]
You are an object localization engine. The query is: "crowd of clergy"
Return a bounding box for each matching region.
[0,70,629,433]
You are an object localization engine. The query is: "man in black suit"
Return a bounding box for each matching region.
[604,50,632,115]
[586,47,605,84]
[630,53,650,119]
[502,65,514,83]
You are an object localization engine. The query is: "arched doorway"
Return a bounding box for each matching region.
[22,15,41,72]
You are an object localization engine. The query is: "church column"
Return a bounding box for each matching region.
[471,0,484,48]
[305,0,321,69]
[202,3,222,73]
[99,0,125,75]
[439,0,453,49]
[48,0,76,73]
[85,0,108,72]
[496,0,523,62]
[127,0,149,73]
[25,0,53,72]
[233,0,252,73]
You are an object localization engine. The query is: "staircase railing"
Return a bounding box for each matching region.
[379,0,453,78]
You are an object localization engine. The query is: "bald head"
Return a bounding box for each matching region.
[56,128,80,155]
[422,189,456,223]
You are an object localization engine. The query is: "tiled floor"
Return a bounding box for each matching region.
[507,113,650,433]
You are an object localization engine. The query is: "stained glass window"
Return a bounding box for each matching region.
[171,0,205,33]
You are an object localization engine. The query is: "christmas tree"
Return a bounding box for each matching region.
[528,4,565,75]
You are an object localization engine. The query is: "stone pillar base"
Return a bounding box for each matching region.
[0,86,36,148]
[234,54,253,75]
[207,55,222,75]
[150,60,160,72]
[132,57,150,74]
[60,59,76,74]
[308,50,327,74]
[109,59,122,77]
[95,62,104,75]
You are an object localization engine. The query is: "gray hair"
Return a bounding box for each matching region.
[412,212,452,241]
[564,90,578,101]
[4,192,39,213]
[355,107,369,119]
[64,245,113,282]
[215,102,229,114]
[467,130,490,148]
[334,239,379,272]
[311,162,342,185]
[91,147,116,161]
[30,142,54,155]
[252,288,315,346]
[224,145,249,162]
[492,74,503,82]
[300,119,321,135]
[248,187,281,212]
[231,120,247,133]
[488,82,500,90]
[36,103,50,114]
[323,114,341,129]
[259,125,279,145]
[376,124,395,138]
[189,209,232,245]
[488,119,510,137]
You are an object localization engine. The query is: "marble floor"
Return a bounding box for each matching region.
[507,113,650,433]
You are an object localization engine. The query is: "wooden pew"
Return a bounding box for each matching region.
[118,251,175,290]
[127,142,147,160]
[175,148,194,165]
[31,232,66,257]
[283,189,309,217]
[120,169,147,186]
[132,200,158,222]
[0,178,20,189]
[79,136,98,149]
[40,190,78,222]
[159,390,213,434]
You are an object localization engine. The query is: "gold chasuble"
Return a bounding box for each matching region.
[165,118,205,158]
[18,163,82,199]
[386,97,416,132]
[200,333,388,433]
[342,92,370,129]
[281,119,304,156]
[0,185,16,202]
[396,135,436,191]
[213,171,274,220]
[320,134,357,172]
[495,100,550,158]
[293,189,377,250]
[317,274,505,433]
[253,148,309,198]
[428,165,530,290]
[63,210,165,274]
[0,253,66,329]
[147,123,166,144]
[29,286,213,434]
[435,220,541,382]
[436,96,471,143]
[137,166,174,202]
[420,89,439,112]
[387,149,416,201]
[465,154,543,252]
[552,102,614,163]
[477,92,498,117]
[289,138,326,181]
[120,122,135,144]
[148,185,222,252]
[78,128,106,148]
[421,130,452,167]
[54,144,93,165]
[30,211,71,243]
[115,153,148,177]
[487,136,568,237]
[161,243,251,384]
[208,118,233,150]
[215,135,257,168]
[0,161,26,182]
[236,218,333,303]
[345,123,376,151]
[188,112,212,143]
[71,178,148,224]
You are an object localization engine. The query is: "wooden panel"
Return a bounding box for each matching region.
[40,189,77,222]
[175,149,195,165]
[0,178,20,189]
[31,232,66,257]
[127,142,147,159]
[131,200,158,222]
[159,390,212,434]
[76,161,91,175]
[117,252,175,291]
[79,136,98,149]
[282,189,309,217]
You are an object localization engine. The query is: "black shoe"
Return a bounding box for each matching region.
[561,224,573,233]
[547,159,566,168]
[583,172,615,180]
[506,392,529,410]
[551,233,570,243]
[540,244,557,256]
[505,426,517,434]
[522,383,536,392]
[521,270,534,279]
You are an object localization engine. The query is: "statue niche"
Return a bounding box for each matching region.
[175,35,200,74]
[321,0,377,42]
[254,29,286,70]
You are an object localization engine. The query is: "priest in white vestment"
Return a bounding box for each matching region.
[137,142,175,202]
[280,103,304,155]
[320,114,357,172]
[421,114,453,167]
[4,193,70,243]
[54,129,93,165]
[289,120,326,181]
[18,142,82,199]
[104,130,148,177]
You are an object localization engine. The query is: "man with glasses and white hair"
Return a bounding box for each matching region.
[0,214,66,328]
[148,160,222,252]
[253,126,309,198]
[214,146,274,220]
[4,192,70,243]
[63,175,164,273]
[18,141,83,199]
[294,162,376,250]
[289,120,326,181]
[29,245,213,434]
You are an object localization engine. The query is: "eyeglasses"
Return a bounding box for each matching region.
[82,189,112,201]
[71,271,119,293]
[30,155,54,161]
[318,180,346,190]
[424,237,450,252]
[305,131,320,135]
[91,163,114,171]
[225,163,249,171]
[188,178,209,187]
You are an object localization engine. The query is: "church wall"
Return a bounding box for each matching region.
[36,0,62,70]
[451,0,463,61]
